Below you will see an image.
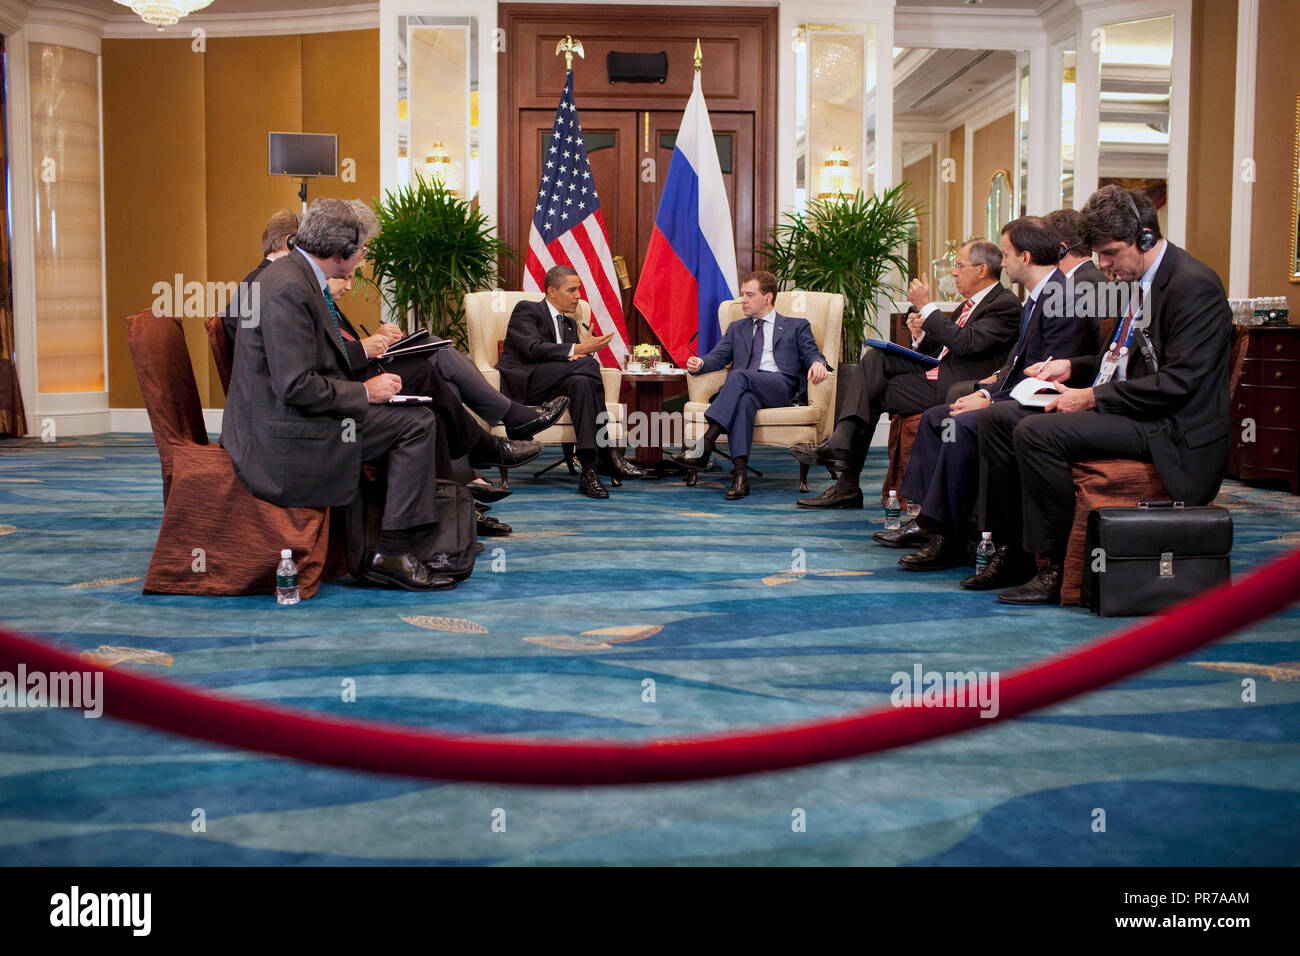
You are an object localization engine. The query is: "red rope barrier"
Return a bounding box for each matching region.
[3,547,1299,786]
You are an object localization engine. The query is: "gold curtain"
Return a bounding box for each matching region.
[0,34,28,437]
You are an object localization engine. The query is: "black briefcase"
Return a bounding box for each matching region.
[1081,502,1232,617]
[345,470,477,585]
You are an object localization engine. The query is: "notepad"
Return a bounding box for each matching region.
[1010,377,1063,408]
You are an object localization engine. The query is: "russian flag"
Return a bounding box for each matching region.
[633,72,738,366]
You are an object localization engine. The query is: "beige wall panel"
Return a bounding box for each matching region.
[1250,0,1300,312]
[946,125,965,249]
[1185,0,1236,287]
[903,153,933,274]
[102,38,207,408]
[970,113,1014,237]
[30,44,104,394]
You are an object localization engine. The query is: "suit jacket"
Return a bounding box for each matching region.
[992,264,1102,395]
[696,312,829,402]
[916,283,1022,395]
[222,258,271,347]
[1066,241,1232,504]
[497,298,591,401]
[221,250,369,508]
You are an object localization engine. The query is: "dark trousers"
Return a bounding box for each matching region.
[429,348,513,424]
[704,369,798,459]
[526,356,604,451]
[377,353,485,459]
[978,402,1151,556]
[834,348,942,468]
[899,401,981,531]
[360,405,440,531]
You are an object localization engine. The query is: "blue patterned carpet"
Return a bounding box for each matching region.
[1,434,1298,866]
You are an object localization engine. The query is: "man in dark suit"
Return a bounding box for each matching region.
[971,185,1232,604]
[498,265,647,498]
[792,238,1022,508]
[885,214,1102,571]
[222,209,298,346]
[222,198,455,591]
[680,269,830,499]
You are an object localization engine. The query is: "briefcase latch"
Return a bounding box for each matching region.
[1160,551,1174,577]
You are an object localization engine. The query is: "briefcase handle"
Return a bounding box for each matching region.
[1137,500,1186,509]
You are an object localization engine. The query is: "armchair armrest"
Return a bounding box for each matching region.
[600,367,622,407]
[806,369,837,441]
[687,369,728,404]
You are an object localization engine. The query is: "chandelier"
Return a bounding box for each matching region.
[113,1,214,30]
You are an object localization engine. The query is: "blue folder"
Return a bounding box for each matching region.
[862,338,941,368]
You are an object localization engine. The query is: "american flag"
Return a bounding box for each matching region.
[522,71,629,368]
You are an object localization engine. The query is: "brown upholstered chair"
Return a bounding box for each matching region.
[882,413,923,509]
[1060,459,1168,606]
[125,309,335,598]
[204,315,233,396]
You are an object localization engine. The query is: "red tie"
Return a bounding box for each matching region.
[925,299,975,381]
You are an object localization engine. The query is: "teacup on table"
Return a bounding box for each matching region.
[626,361,644,372]
[654,362,672,372]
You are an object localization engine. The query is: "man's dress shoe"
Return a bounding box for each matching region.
[469,437,543,469]
[476,510,512,536]
[796,486,863,509]
[871,519,931,548]
[368,551,456,591]
[897,534,967,571]
[470,481,511,503]
[789,439,838,468]
[578,466,610,499]
[504,396,569,440]
[726,471,750,500]
[474,541,486,555]
[674,450,711,486]
[997,562,1063,605]
[959,546,1034,591]
[601,448,649,479]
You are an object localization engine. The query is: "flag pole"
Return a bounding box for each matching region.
[555,34,585,73]
[693,38,702,74]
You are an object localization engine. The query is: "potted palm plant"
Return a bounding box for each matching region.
[759,185,918,364]
[360,177,515,351]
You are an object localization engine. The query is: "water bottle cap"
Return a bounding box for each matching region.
[281,549,292,558]
[981,531,992,539]
[889,489,897,495]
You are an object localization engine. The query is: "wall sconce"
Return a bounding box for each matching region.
[817,145,850,201]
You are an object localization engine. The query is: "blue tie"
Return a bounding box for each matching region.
[321,286,353,372]
[1020,296,1036,335]
[746,317,765,371]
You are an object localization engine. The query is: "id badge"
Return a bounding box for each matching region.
[1096,345,1126,385]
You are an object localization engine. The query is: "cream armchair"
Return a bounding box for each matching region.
[684,290,843,491]
[464,291,625,484]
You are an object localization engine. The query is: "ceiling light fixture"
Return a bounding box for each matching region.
[113,1,214,30]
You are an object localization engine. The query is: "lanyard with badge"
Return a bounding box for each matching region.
[1094,288,1143,387]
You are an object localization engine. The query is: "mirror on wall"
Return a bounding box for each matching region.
[1096,15,1172,235]
[986,169,1012,242]
[1055,35,1077,208]
[396,15,479,200]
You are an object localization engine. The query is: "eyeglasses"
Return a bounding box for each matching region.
[954,260,978,270]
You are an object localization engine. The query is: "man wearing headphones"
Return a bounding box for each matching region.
[223,198,457,591]
[971,185,1232,604]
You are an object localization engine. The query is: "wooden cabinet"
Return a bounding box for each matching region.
[1228,326,1300,494]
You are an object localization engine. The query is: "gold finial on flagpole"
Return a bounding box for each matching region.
[693,38,702,73]
[555,35,585,72]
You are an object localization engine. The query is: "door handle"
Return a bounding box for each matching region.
[644,113,650,153]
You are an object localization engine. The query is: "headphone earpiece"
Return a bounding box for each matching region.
[285,234,296,252]
[1123,191,1157,253]
[340,228,360,261]
[1058,242,1069,261]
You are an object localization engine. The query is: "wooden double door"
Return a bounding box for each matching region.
[518,109,755,349]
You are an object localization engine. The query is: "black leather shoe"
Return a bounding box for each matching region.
[474,541,486,555]
[790,439,836,468]
[578,467,609,499]
[898,534,967,571]
[505,396,569,440]
[725,471,750,500]
[469,437,543,470]
[674,450,710,486]
[872,519,931,548]
[476,510,512,536]
[796,485,863,509]
[470,481,511,503]
[368,551,457,591]
[960,546,1035,590]
[600,448,650,479]
[998,561,1063,605]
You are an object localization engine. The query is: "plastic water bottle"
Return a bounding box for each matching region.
[975,532,995,573]
[276,549,300,606]
[884,490,901,530]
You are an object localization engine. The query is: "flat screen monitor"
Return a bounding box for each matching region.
[268,132,338,178]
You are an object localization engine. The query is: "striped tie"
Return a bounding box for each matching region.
[925,298,975,381]
[321,286,353,372]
